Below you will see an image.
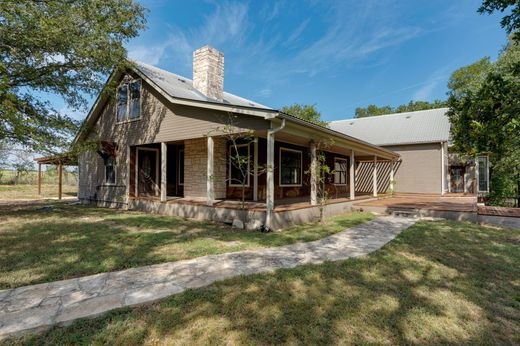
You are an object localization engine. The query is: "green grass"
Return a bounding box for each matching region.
[0,184,77,200]
[0,204,374,289]
[6,219,519,345]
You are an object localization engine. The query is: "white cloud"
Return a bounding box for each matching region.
[258,87,272,97]
[412,65,451,101]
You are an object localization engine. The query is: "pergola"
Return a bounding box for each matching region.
[33,154,78,200]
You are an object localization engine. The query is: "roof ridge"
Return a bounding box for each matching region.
[330,107,449,123]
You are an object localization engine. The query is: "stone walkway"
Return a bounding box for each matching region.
[0,216,416,340]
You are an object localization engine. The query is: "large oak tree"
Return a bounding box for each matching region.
[0,0,146,153]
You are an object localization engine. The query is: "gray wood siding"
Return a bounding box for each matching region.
[78,75,270,203]
[383,143,442,194]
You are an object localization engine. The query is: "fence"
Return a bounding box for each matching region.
[0,169,78,186]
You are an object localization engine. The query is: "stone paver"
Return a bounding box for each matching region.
[0,216,416,340]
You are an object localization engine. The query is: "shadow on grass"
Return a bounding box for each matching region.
[0,204,373,289]
[10,220,519,345]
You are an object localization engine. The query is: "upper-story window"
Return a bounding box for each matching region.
[116,77,141,122]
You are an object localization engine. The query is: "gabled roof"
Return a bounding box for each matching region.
[132,61,271,110]
[329,108,451,146]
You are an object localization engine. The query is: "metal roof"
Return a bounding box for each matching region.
[132,60,271,110]
[329,108,451,146]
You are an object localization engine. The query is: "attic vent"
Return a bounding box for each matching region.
[405,115,411,119]
[178,78,186,83]
[349,122,354,125]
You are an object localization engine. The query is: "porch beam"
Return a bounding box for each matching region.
[58,163,63,200]
[310,141,317,205]
[161,142,167,202]
[350,150,355,200]
[207,136,214,206]
[372,155,378,197]
[38,163,42,196]
[253,136,258,202]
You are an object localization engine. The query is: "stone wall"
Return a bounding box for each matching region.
[184,137,226,199]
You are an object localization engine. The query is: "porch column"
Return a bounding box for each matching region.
[372,156,378,197]
[266,131,275,227]
[389,160,395,193]
[37,163,42,196]
[350,150,355,200]
[161,142,167,202]
[207,136,214,206]
[441,142,446,195]
[253,136,259,201]
[58,162,63,200]
[310,140,317,206]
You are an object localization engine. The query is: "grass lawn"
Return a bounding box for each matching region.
[0,184,77,200]
[0,204,374,289]
[7,219,519,345]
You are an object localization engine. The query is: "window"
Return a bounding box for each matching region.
[178,149,184,186]
[229,144,250,186]
[280,148,302,186]
[104,155,116,185]
[334,158,348,185]
[116,78,141,122]
[477,156,489,193]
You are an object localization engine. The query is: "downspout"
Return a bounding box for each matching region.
[265,118,285,229]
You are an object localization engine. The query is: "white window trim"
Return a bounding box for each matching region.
[103,157,117,186]
[333,157,348,186]
[279,147,303,187]
[229,143,250,187]
[135,147,160,197]
[178,148,184,186]
[116,78,142,124]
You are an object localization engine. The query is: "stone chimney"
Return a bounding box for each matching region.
[193,45,224,101]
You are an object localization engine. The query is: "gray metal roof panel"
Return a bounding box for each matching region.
[132,60,271,110]
[329,108,451,146]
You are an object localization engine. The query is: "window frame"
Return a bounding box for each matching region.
[116,77,142,124]
[333,157,348,185]
[279,147,303,187]
[104,155,117,186]
[476,155,489,193]
[229,143,251,187]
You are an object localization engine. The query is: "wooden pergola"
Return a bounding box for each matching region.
[34,154,78,200]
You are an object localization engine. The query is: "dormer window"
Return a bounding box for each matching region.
[116,77,141,122]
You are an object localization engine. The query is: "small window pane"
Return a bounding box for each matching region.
[334,159,347,184]
[280,149,302,186]
[129,80,141,119]
[477,156,488,192]
[105,156,115,184]
[117,85,128,122]
[230,145,250,186]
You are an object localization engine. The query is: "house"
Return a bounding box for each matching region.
[330,109,490,195]
[74,46,399,229]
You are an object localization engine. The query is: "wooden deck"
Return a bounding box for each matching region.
[355,194,477,212]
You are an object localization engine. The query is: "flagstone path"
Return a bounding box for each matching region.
[0,216,416,340]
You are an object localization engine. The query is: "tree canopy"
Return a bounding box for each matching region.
[447,39,520,205]
[280,104,328,127]
[354,100,447,118]
[479,0,520,41]
[0,0,147,153]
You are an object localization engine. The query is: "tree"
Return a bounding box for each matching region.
[306,141,335,224]
[280,104,328,127]
[479,0,520,41]
[0,0,147,153]
[447,39,520,206]
[354,100,447,118]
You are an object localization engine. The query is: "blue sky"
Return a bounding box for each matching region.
[88,0,508,121]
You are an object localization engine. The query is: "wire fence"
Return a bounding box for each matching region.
[0,169,78,186]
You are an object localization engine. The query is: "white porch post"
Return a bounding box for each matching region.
[207,136,214,206]
[310,141,317,206]
[161,143,167,202]
[389,160,395,193]
[373,155,378,197]
[350,150,355,200]
[253,136,259,202]
[441,142,446,195]
[266,131,275,227]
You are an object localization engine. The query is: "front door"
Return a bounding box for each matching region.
[137,148,159,197]
[450,167,465,193]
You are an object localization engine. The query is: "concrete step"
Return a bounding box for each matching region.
[387,207,421,218]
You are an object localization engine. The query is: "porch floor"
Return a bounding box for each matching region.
[133,193,374,213]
